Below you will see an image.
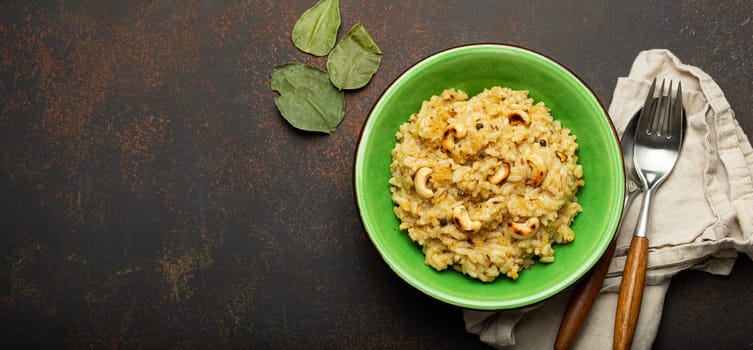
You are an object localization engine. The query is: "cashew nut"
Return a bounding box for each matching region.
[453,205,481,232]
[527,154,546,187]
[488,161,511,184]
[442,123,467,152]
[556,151,568,162]
[506,217,540,240]
[507,109,530,126]
[413,167,434,199]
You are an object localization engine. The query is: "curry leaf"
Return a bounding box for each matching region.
[271,63,345,133]
[292,0,341,56]
[327,23,382,90]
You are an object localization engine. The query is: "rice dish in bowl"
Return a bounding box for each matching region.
[354,44,624,310]
[389,87,584,282]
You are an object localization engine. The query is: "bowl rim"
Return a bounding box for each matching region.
[353,43,624,310]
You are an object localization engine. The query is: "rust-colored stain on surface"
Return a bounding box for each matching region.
[159,245,213,303]
[1,2,232,346]
[116,114,171,191]
[9,9,107,174]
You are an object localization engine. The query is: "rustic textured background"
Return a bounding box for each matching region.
[1,1,752,348]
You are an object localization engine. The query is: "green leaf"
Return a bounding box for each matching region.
[271,63,345,134]
[292,0,341,56]
[327,23,382,90]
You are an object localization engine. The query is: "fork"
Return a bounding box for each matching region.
[613,79,685,350]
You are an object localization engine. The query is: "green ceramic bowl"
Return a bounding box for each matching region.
[354,44,624,310]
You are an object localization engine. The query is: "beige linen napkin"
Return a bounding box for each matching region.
[464,49,753,349]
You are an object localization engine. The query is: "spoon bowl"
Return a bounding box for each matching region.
[621,108,643,217]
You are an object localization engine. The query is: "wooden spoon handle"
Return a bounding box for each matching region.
[553,240,617,350]
[613,236,649,350]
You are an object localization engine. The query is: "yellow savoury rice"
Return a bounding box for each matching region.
[389,87,584,282]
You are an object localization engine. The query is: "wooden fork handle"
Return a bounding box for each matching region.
[554,240,617,350]
[613,236,649,350]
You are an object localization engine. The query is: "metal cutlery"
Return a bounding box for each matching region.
[613,79,685,350]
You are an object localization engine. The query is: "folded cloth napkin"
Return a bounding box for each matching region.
[464,49,753,349]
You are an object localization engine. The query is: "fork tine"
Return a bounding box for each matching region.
[663,81,674,137]
[637,79,656,136]
[642,78,656,109]
[651,79,666,135]
[670,82,683,139]
[638,78,656,123]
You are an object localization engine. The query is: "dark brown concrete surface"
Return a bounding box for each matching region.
[1,1,752,349]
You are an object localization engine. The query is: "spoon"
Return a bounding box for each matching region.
[554,105,644,350]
